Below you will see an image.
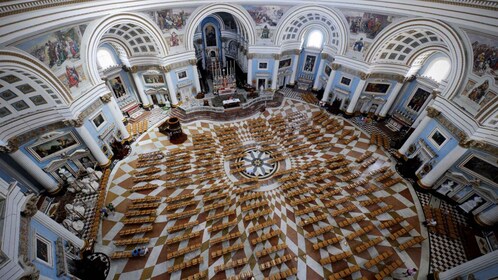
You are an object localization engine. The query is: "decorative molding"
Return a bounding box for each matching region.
[189,59,197,66]
[63,114,84,128]
[331,63,340,70]
[369,73,404,83]
[427,106,498,154]
[21,193,38,218]
[359,72,369,80]
[404,75,417,83]
[246,53,254,59]
[273,54,281,60]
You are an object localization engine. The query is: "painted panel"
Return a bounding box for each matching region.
[466,31,498,80]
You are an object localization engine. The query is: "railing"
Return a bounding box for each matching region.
[0,0,84,16]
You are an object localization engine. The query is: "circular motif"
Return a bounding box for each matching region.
[237,148,279,179]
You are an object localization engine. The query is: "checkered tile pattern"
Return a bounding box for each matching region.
[103,98,426,280]
[416,192,468,273]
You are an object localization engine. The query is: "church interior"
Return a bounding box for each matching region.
[0,1,497,280]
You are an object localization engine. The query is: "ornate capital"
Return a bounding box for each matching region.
[0,139,19,153]
[161,65,171,72]
[359,72,369,80]
[321,53,329,60]
[63,114,84,127]
[189,59,197,66]
[100,93,112,103]
[273,54,281,60]
[246,53,254,59]
[293,49,300,55]
[130,65,139,73]
[426,107,441,118]
[331,63,340,71]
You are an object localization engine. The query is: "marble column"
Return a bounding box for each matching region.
[190,60,202,93]
[419,144,467,188]
[379,80,404,117]
[130,67,152,109]
[72,120,110,168]
[321,63,339,103]
[475,204,498,227]
[247,54,254,86]
[100,93,131,142]
[345,75,367,114]
[271,54,280,90]
[437,250,498,280]
[163,68,179,106]
[33,211,85,249]
[313,54,327,90]
[289,51,300,85]
[398,115,431,156]
[4,146,60,194]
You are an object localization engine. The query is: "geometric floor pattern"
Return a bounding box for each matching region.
[103,98,427,280]
[416,192,468,273]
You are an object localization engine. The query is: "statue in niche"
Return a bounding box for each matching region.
[459,196,483,213]
[437,179,456,196]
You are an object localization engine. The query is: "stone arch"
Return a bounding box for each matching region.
[274,5,349,55]
[365,18,467,98]
[82,12,168,85]
[184,3,257,51]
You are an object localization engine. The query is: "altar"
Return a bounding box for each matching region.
[222,98,240,109]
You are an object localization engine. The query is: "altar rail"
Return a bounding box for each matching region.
[170,93,283,123]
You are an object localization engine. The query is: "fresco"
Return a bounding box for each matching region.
[17,26,88,95]
[154,8,194,32]
[245,5,290,27]
[466,31,498,79]
[342,9,403,59]
[17,26,81,70]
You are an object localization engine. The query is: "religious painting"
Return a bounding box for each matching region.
[429,128,448,149]
[36,235,52,265]
[92,112,106,130]
[480,91,497,105]
[467,80,489,103]
[109,76,126,98]
[303,55,316,72]
[205,25,217,47]
[17,26,81,70]
[169,32,180,47]
[406,88,431,112]
[324,65,332,76]
[143,74,165,84]
[364,82,390,94]
[279,58,292,69]
[155,8,193,32]
[245,5,290,27]
[466,31,498,78]
[460,155,498,186]
[177,70,187,80]
[64,65,81,88]
[28,132,80,161]
[345,11,397,39]
[340,76,352,86]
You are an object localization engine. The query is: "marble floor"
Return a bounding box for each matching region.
[101,98,429,280]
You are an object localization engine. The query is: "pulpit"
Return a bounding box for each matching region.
[159,117,188,144]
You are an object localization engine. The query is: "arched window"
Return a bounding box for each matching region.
[305,30,324,49]
[97,48,116,69]
[422,57,451,82]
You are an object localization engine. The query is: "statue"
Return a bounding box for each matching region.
[437,180,455,196]
[86,167,103,181]
[459,196,483,213]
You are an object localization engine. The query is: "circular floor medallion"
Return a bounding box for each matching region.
[236,148,279,179]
